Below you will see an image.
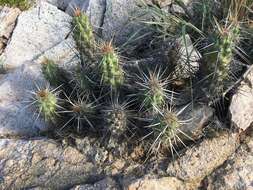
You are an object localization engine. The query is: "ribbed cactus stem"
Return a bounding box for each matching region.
[100,42,124,89]
[36,89,58,121]
[73,9,95,61]
[41,58,66,87]
[217,25,240,83]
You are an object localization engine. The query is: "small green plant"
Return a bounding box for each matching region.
[136,69,170,112]
[0,0,32,10]
[41,58,69,87]
[0,58,6,74]
[99,41,124,89]
[31,86,59,122]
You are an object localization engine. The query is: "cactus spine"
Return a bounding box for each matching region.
[73,9,95,62]
[99,41,124,89]
[35,87,58,122]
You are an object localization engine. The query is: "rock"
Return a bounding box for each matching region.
[206,131,253,190]
[178,105,214,140]
[102,0,144,45]
[127,175,192,190]
[71,177,119,190]
[167,131,240,185]
[0,2,78,137]
[66,0,106,32]
[0,138,102,189]
[0,6,21,54]
[2,2,72,68]
[230,66,253,131]
[173,34,201,79]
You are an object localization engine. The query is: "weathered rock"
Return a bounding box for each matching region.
[0,2,78,137]
[206,130,253,190]
[167,131,240,184]
[102,0,144,45]
[173,34,201,79]
[0,138,102,189]
[230,66,253,131]
[0,6,21,54]
[2,2,72,68]
[127,175,192,190]
[66,0,106,32]
[179,104,214,141]
[71,178,119,190]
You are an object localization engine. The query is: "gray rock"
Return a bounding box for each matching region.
[0,6,21,54]
[167,131,240,184]
[127,175,191,190]
[102,0,143,45]
[172,34,201,79]
[0,138,101,189]
[43,0,69,10]
[207,131,253,190]
[71,177,119,190]
[230,66,253,131]
[2,2,72,68]
[0,2,78,137]
[66,0,106,33]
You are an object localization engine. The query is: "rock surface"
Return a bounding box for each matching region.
[102,0,144,45]
[66,0,106,33]
[167,131,240,184]
[206,130,253,190]
[2,2,71,68]
[71,178,119,190]
[0,6,21,54]
[0,138,102,189]
[230,66,253,131]
[173,34,202,79]
[127,175,191,190]
[0,2,78,137]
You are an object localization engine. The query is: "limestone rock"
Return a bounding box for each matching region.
[0,6,21,54]
[230,66,253,131]
[167,131,240,184]
[0,138,101,189]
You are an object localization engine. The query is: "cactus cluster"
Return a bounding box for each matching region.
[30,1,253,158]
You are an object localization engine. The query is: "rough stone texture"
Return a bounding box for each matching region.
[0,138,101,189]
[102,0,143,45]
[206,130,253,190]
[173,34,201,79]
[2,2,72,68]
[0,6,21,54]
[127,175,192,190]
[71,178,119,190]
[66,0,106,32]
[167,131,240,184]
[179,105,214,140]
[0,2,78,137]
[230,66,253,131]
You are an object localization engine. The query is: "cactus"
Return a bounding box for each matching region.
[148,106,191,156]
[103,99,130,148]
[32,86,59,122]
[99,41,124,89]
[72,9,95,62]
[41,58,69,87]
[137,69,169,112]
[63,94,96,131]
